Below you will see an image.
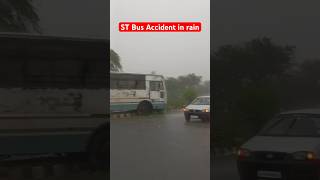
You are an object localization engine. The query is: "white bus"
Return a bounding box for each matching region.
[110,72,167,114]
[0,33,108,168]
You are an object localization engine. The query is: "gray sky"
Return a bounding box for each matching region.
[111,0,210,80]
[213,0,320,61]
[35,0,108,39]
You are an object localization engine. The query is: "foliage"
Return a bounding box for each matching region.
[110,49,122,72]
[182,87,198,104]
[0,0,40,32]
[166,74,201,109]
[197,80,210,96]
[165,74,209,109]
[214,37,294,83]
[213,37,295,146]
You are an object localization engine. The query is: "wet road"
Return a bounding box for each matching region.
[111,112,210,180]
[213,156,239,180]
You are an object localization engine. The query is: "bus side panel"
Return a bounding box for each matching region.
[0,88,107,155]
[0,88,107,114]
[0,133,90,154]
[110,102,139,112]
[151,101,166,110]
[110,89,149,113]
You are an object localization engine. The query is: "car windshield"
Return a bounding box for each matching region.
[191,97,210,105]
[259,114,320,137]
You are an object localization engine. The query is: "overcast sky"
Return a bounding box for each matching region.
[29,0,320,80]
[35,0,108,39]
[111,0,210,80]
[213,0,320,61]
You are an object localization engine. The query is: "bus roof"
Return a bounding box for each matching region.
[111,72,164,78]
[0,32,107,42]
[0,33,108,59]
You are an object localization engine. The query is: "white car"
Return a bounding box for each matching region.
[237,109,320,180]
[183,96,210,121]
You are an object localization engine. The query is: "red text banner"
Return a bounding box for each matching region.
[119,22,202,32]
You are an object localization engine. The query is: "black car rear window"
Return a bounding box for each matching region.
[259,114,320,137]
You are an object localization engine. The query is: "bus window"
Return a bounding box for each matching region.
[25,59,53,88]
[0,59,24,87]
[85,60,107,89]
[51,59,84,88]
[117,80,130,89]
[111,79,146,90]
[110,79,118,89]
[150,81,163,91]
[136,80,146,90]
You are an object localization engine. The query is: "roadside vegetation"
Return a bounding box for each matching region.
[110,49,122,72]
[165,74,210,110]
[213,37,320,149]
[0,0,40,32]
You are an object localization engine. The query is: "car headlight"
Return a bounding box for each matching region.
[183,108,189,112]
[237,148,251,160]
[202,108,209,112]
[292,151,317,161]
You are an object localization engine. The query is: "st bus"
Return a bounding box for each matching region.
[110,72,167,114]
[0,33,108,168]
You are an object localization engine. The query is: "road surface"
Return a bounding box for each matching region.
[0,112,209,180]
[111,112,210,180]
[213,156,239,180]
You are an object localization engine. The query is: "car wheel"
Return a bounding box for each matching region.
[184,113,191,121]
[137,101,153,115]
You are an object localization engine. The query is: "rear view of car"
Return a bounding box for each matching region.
[183,96,210,121]
[237,109,320,180]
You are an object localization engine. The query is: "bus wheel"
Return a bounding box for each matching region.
[88,127,109,170]
[137,101,153,115]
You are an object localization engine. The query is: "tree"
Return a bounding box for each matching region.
[177,73,202,88]
[213,37,294,85]
[213,37,295,109]
[165,74,203,109]
[110,49,122,72]
[182,88,198,104]
[0,0,40,32]
[212,37,295,145]
[197,80,210,95]
[278,59,320,109]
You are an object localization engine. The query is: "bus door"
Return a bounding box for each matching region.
[149,81,165,101]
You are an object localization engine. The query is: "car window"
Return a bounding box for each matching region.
[260,115,320,137]
[191,97,210,105]
[260,117,294,136]
[287,117,318,136]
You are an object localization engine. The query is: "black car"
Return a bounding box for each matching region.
[237,109,320,180]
